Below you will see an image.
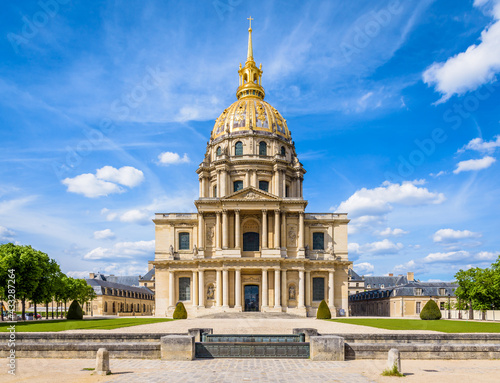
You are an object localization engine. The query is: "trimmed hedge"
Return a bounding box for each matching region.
[420,299,442,320]
[66,300,83,320]
[316,299,332,319]
[173,302,188,319]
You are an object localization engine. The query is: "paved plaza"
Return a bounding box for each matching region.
[4,358,500,383]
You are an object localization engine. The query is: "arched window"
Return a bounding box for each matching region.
[281,146,286,156]
[179,277,191,301]
[104,302,108,313]
[313,277,325,301]
[259,181,269,192]
[235,141,243,156]
[285,185,289,197]
[243,232,259,251]
[234,180,243,192]
[259,141,267,156]
[179,232,190,250]
[243,74,248,83]
[216,146,222,156]
[313,232,325,250]
[112,302,116,313]
[213,185,217,197]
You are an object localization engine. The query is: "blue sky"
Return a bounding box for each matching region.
[1,0,499,281]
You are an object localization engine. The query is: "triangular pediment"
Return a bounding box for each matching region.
[223,187,279,201]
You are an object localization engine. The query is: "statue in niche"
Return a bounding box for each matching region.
[288,228,296,246]
[327,244,336,259]
[207,284,215,300]
[193,244,198,257]
[169,245,175,259]
[288,285,296,300]
[206,227,214,245]
[305,244,310,258]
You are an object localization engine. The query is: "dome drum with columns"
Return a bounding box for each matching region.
[152,20,351,318]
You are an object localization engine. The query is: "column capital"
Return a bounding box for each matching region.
[234,209,240,214]
[262,209,268,213]
[274,209,280,213]
[299,212,304,216]
[222,209,228,214]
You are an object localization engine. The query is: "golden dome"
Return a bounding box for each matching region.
[211,18,291,142]
[212,98,291,141]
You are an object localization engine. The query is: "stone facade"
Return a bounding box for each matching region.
[152,25,351,318]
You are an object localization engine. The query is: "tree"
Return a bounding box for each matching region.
[68,278,96,313]
[66,300,83,320]
[0,244,47,320]
[420,299,442,320]
[31,260,61,320]
[173,302,187,319]
[316,299,332,319]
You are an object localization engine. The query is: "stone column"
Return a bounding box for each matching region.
[193,271,198,307]
[299,212,305,249]
[281,212,286,248]
[274,170,280,196]
[262,210,268,249]
[216,269,222,307]
[282,170,286,198]
[262,268,268,308]
[305,271,311,307]
[252,170,258,188]
[298,269,305,309]
[329,270,335,308]
[274,209,280,249]
[274,268,281,309]
[198,270,204,308]
[235,210,241,249]
[199,177,203,197]
[216,212,221,249]
[299,178,303,198]
[198,213,204,249]
[216,170,220,198]
[222,210,229,249]
[281,269,288,308]
[169,271,175,307]
[295,177,300,197]
[221,169,227,197]
[222,269,229,308]
[201,176,206,198]
[235,268,242,309]
[245,171,250,188]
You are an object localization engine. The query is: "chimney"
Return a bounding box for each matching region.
[388,273,393,277]
[407,272,414,282]
[89,273,95,279]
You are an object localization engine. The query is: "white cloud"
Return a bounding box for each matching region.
[361,239,404,255]
[430,170,446,178]
[83,239,155,260]
[423,0,500,102]
[62,166,144,198]
[95,166,144,187]
[62,173,123,198]
[433,228,482,243]
[157,152,190,166]
[0,226,16,241]
[335,180,445,218]
[393,259,421,274]
[93,229,116,240]
[458,135,500,154]
[119,209,151,224]
[423,250,471,263]
[354,262,374,275]
[348,242,360,254]
[453,156,496,174]
[377,227,409,237]
[66,270,91,279]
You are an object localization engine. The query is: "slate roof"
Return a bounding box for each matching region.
[349,281,458,301]
[364,275,408,289]
[140,267,155,281]
[86,278,154,297]
[91,273,140,286]
[348,269,363,281]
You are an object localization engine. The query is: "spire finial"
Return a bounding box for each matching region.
[247,16,254,60]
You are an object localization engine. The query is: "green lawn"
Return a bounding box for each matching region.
[0,318,173,332]
[328,318,500,333]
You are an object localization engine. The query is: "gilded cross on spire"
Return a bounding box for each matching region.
[247,16,253,29]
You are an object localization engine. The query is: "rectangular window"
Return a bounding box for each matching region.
[259,181,269,192]
[179,232,190,250]
[312,277,325,301]
[416,302,421,313]
[440,302,445,310]
[178,277,191,301]
[312,232,325,250]
[234,180,243,192]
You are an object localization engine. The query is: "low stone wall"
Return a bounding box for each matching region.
[441,309,500,321]
[1,331,499,360]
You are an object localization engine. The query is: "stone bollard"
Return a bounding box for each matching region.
[387,348,401,373]
[292,328,318,342]
[161,335,195,360]
[188,328,213,342]
[95,348,111,376]
[309,335,345,361]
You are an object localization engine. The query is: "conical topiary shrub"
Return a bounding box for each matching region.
[420,299,442,320]
[66,300,84,320]
[173,302,188,319]
[316,299,332,319]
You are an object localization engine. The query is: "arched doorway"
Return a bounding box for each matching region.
[244,285,259,312]
[243,232,259,251]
